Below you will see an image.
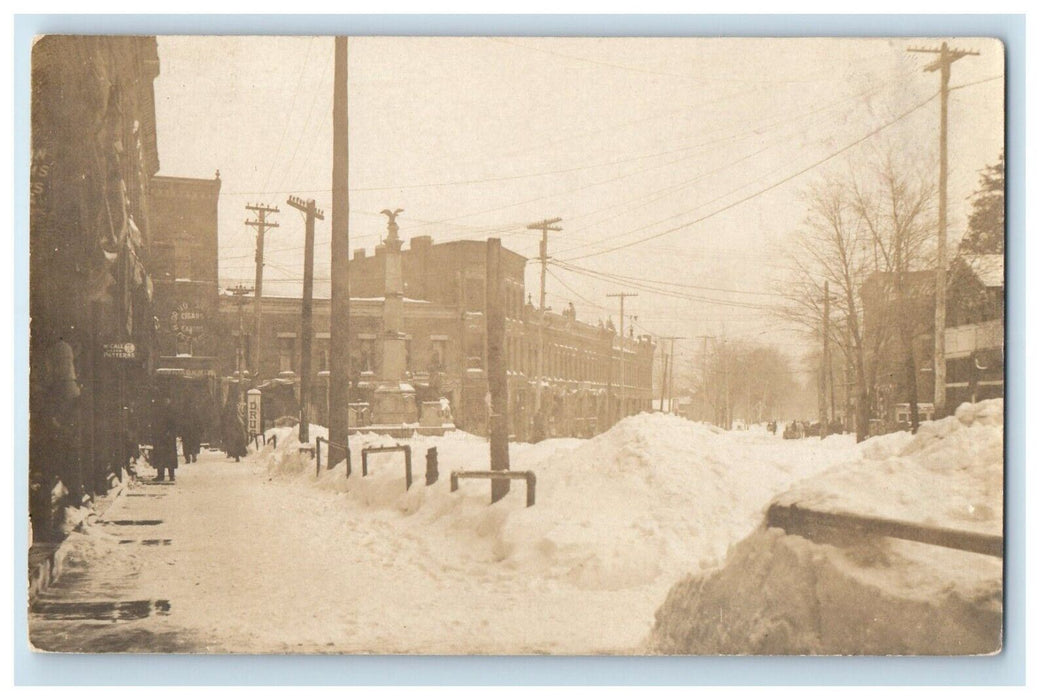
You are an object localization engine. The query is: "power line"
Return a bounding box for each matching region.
[552,259,779,297]
[552,78,895,256]
[562,87,942,262]
[488,37,875,86]
[258,37,315,197]
[550,260,777,311]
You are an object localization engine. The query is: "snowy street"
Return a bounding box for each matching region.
[32,448,639,653]
[30,403,1003,655]
[30,414,864,654]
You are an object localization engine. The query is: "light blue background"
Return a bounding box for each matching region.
[12,13,1026,686]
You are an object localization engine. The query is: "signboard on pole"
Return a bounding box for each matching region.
[246,388,262,437]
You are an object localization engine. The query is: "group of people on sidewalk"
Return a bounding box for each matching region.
[149,395,249,481]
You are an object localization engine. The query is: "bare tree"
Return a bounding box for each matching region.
[694,337,796,429]
[850,155,936,432]
[778,152,936,441]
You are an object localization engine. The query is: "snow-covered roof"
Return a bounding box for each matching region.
[961,254,1004,289]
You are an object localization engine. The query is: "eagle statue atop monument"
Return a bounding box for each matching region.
[380,208,404,243]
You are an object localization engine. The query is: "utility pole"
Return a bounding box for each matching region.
[908,41,979,418]
[245,203,279,376]
[486,238,510,503]
[527,217,562,436]
[287,195,325,444]
[227,284,254,410]
[329,35,350,466]
[820,280,829,439]
[664,336,684,415]
[606,292,638,420]
[659,345,668,412]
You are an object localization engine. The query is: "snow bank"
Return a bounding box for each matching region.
[650,399,1003,655]
[262,413,860,594]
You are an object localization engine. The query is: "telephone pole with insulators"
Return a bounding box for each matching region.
[287,195,325,444]
[527,216,561,438]
[908,41,979,418]
[245,203,279,377]
[227,283,255,409]
[606,291,638,420]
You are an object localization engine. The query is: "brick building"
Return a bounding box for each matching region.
[29,36,162,540]
[147,174,224,443]
[861,253,1005,428]
[218,236,655,438]
[861,270,937,426]
[944,254,1004,411]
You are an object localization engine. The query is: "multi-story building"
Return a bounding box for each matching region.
[944,254,1004,411]
[148,174,224,443]
[861,253,1005,428]
[29,36,162,540]
[218,236,655,439]
[861,269,937,426]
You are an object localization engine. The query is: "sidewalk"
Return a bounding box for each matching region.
[28,473,193,652]
[28,475,131,605]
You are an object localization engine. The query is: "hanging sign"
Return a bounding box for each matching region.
[103,342,137,360]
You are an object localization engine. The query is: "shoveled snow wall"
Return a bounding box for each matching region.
[649,399,1004,655]
[257,413,860,597]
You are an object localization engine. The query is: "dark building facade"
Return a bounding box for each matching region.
[943,254,1004,412]
[861,270,937,427]
[218,237,655,439]
[30,36,161,540]
[148,174,224,444]
[861,253,1005,429]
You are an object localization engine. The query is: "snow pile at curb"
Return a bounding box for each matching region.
[260,413,860,594]
[649,399,1003,655]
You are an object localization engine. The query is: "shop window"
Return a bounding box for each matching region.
[278,337,295,373]
[360,338,376,372]
[429,338,447,371]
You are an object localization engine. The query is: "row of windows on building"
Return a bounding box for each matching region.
[233,329,646,388]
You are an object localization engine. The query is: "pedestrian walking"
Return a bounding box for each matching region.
[181,408,202,464]
[153,396,179,481]
[222,396,247,462]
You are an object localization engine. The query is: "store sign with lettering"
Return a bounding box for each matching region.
[103,342,137,360]
[170,301,207,337]
[246,390,261,435]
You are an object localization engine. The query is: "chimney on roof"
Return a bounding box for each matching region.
[410,235,433,250]
[353,248,366,261]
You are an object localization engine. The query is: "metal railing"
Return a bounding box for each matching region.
[315,435,352,477]
[360,445,412,491]
[765,502,1003,558]
[450,470,537,507]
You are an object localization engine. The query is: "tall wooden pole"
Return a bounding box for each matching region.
[288,196,324,444]
[820,280,829,439]
[527,217,561,433]
[329,36,350,463]
[665,336,683,415]
[486,238,510,503]
[606,292,637,419]
[659,346,668,412]
[908,41,979,418]
[245,203,279,376]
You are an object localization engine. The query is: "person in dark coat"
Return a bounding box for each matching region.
[222,396,248,462]
[181,406,202,464]
[153,396,179,481]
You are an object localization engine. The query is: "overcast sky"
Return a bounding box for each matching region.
[153,36,1004,372]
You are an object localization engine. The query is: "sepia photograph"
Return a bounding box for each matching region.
[26,34,1006,656]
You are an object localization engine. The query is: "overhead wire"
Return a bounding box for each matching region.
[560,87,943,262]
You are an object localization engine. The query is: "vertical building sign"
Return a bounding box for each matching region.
[246,388,262,437]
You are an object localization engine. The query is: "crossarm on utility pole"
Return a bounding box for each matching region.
[526,217,562,436]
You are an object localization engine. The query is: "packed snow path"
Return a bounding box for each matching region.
[32,415,865,654]
[32,449,663,653]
